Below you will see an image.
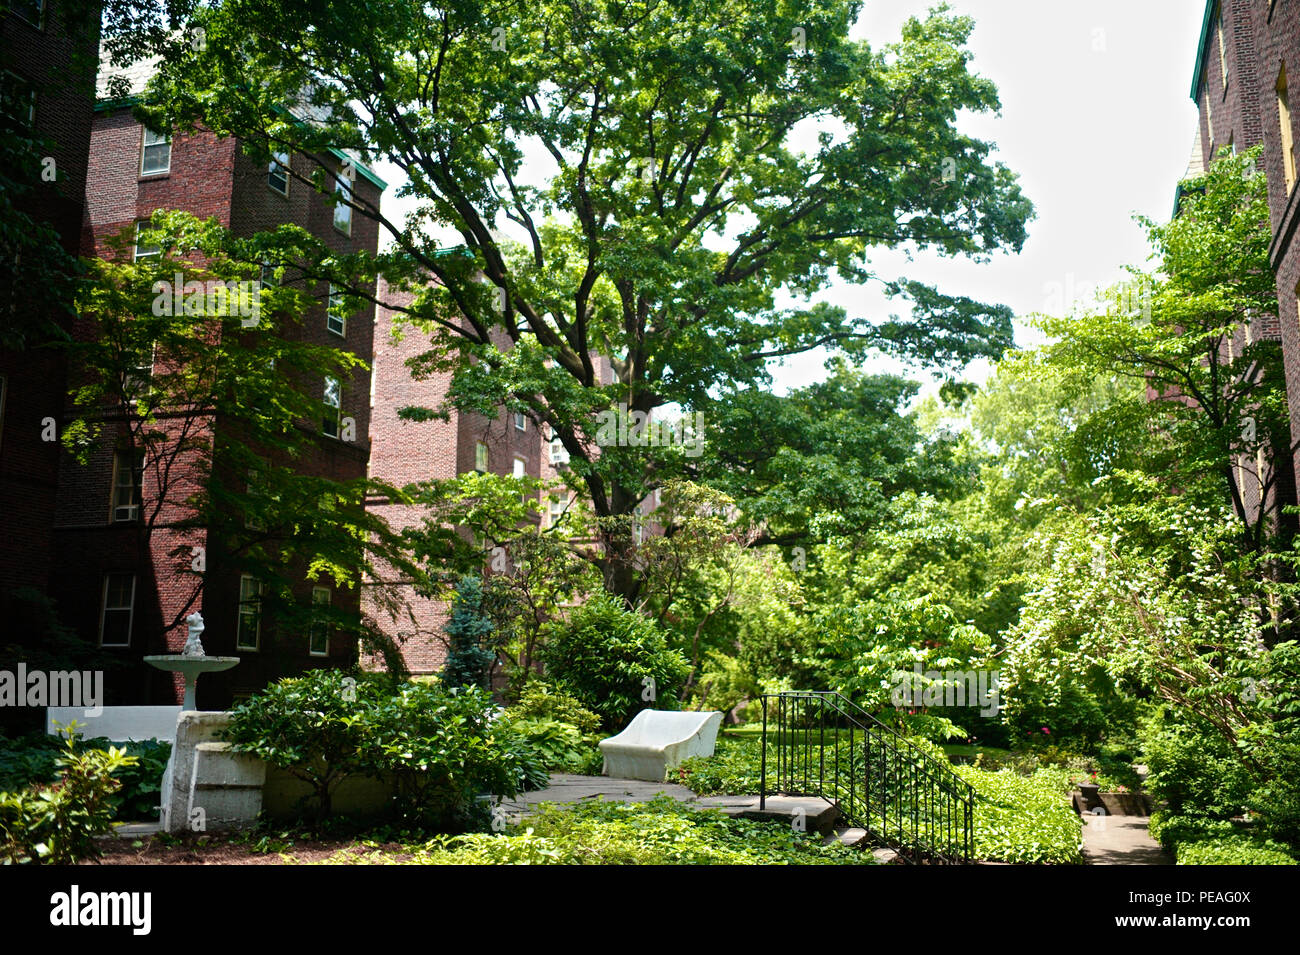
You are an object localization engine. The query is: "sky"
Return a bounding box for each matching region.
[371,0,1208,399]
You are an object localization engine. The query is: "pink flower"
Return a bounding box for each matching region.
[1041,727,1050,734]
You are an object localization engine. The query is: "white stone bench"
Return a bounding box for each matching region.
[46,705,182,742]
[599,709,724,782]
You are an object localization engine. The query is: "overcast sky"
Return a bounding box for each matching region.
[372,1,1207,398]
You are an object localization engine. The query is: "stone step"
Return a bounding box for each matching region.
[693,794,841,835]
[823,826,869,848]
[871,847,902,864]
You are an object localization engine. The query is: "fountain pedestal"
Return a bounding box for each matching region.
[144,612,239,710]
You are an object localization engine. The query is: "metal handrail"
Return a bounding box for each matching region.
[759,690,975,864]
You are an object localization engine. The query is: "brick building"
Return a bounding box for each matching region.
[35,51,387,707]
[363,277,570,675]
[0,0,99,603]
[1186,0,1300,518]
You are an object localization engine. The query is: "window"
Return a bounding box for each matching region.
[1204,83,1214,147]
[236,576,263,651]
[1279,64,1297,193]
[309,587,330,656]
[123,341,155,404]
[133,222,160,261]
[327,284,346,336]
[99,573,135,647]
[474,441,488,473]
[140,127,171,176]
[548,428,569,467]
[514,456,527,504]
[111,449,144,522]
[333,170,352,234]
[322,375,341,438]
[548,494,566,527]
[1217,9,1228,91]
[10,0,44,28]
[260,261,279,287]
[0,71,35,128]
[268,149,289,195]
[514,412,527,431]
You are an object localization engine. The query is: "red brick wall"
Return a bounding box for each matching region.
[0,3,99,596]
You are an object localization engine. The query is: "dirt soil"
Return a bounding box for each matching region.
[83,833,416,865]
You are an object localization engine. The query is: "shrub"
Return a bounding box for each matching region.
[504,718,603,777]
[0,729,170,822]
[505,682,602,736]
[362,681,539,827]
[226,669,389,821]
[0,729,137,864]
[1149,810,1297,865]
[227,670,536,829]
[1140,713,1253,818]
[541,593,691,731]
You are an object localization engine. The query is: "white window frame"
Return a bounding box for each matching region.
[99,573,136,647]
[309,587,331,656]
[514,412,527,431]
[111,449,143,522]
[333,171,353,235]
[268,149,290,195]
[140,127,171,176]
[236,575,263,651]
[0,71,36,127]
[133,221,160,261]
[326,284,346,337]
[322,375,341,438]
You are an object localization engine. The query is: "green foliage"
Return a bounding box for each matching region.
[410,796,873,866]
[503,719,603,777]
[0,730,171,822]
[505,683,602,736]
[0,728,138,864]
[144,0,1032,604]
[1149,811,1296,866]
[440,576,498,690]
[952,765,1084,865]
[227,669,534,827]
[541,593,691,731]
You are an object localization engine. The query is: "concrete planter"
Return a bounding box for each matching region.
[1099,791,1152,816]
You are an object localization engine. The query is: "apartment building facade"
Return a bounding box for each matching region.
[46,56,387,708]
[1187,0,1300,517]
[0,0,99,604]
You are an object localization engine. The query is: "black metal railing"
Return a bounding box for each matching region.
[759,690,975,864]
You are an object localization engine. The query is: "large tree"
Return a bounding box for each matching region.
[140,0,1032,602]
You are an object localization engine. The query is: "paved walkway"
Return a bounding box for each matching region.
[1081,814,1173,865]
[495,773,834,825]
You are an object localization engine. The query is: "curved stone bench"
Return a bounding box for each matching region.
[599,709,724,781]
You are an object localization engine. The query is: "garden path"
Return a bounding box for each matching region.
[1081,815,1172,865]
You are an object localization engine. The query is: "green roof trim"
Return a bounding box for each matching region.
[328,147,387,191]
[1190,0,1217,101]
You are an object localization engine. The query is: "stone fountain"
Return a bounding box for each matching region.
[144,612,239,710]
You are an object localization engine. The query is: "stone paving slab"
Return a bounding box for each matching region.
[1081,815,1172,865]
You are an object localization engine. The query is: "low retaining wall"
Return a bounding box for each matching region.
[160,710,400,833]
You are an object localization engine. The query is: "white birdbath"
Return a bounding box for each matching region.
[144,612,239,710]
